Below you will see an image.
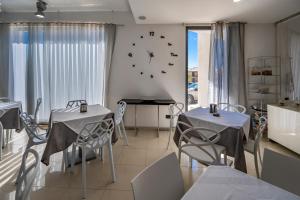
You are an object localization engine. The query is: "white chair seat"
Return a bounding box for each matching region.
[244,139,255,154]
[32,133,47,143]
[182,137,229,165]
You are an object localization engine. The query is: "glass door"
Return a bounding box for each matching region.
[186,27,211,110]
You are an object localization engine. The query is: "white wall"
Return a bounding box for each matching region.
[109,24,185,128]
[245,23,276,60]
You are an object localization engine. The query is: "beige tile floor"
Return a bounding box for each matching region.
[0,128,299,200]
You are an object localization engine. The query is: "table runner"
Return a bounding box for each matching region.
[0,101,23,130]
[174,107,250,172]
[42,104,117,165]
[182,166,300,200]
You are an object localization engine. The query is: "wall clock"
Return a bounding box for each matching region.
[128,31,178,79]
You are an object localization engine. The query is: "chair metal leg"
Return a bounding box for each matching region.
[117,124,123,138]
[254,151,260,178]
[62,149,69,172]
[0,129,3,160]
[99,147,104,161]
[71,144,76,173]
[81,146,87,199]
[121,120,128,146]
[178,150,181,165]
[108,139,116,182]
[167,119,173,149]
[189,157,192,168]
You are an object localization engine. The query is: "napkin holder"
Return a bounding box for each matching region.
[80,103,88,113]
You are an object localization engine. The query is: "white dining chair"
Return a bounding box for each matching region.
[131,152,184,200]
[70,118,116,199]
[66,100,87,108]
[218,103,246,114]
[167,102,184,149]
[16,112,48,184]
[115,101,128,145]
[15,148,40,200]
[177,121,232,167]
[261,148,300,196]
[244,116,267,178]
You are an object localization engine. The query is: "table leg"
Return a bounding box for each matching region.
[157,105,160,137]
[135,105,138,136]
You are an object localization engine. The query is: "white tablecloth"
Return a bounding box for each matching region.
[185,107,250,140]
[51,105,112,134]
[182,166,300,200]
[42,104,115,165]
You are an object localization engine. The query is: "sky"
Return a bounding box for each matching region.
[188,31,198,69]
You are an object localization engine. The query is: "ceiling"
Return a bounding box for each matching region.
[129,0,300,24]
[0,0,130,12]
[1,0,299,23]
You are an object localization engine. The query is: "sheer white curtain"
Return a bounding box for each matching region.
[290,32,300,99]
[9,23,106,121]
[208,22,246,106]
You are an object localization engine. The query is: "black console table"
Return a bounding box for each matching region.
[120,99,176,136]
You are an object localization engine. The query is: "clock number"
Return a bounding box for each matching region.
[149,31,155,37]
[168,63,174,66]
[128,53,133,57]
[171,52,178,57]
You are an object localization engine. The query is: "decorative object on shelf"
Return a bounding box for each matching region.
[128,31,177,79]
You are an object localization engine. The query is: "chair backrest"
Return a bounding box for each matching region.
[261,148,300,196]
[33,98,42,121]
[76,118,114,149]
[115,101,127,125]
[20,112,45,141]
[66,100,87,108]
[169,102,184,118]
[15,149,40,200]
[218,103,246,114]
[178,121,222,164]
[131,152,184,200]
[253,116,267,178]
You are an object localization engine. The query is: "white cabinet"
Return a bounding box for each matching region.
[268,105,300,154]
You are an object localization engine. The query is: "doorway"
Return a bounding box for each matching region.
[186,26,211,110]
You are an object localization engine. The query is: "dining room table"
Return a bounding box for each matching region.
[41,104,117,166]
[181,166,300,200]
[0,101,23,131]
[174,107,250,172]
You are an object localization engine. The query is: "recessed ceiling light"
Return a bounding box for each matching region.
[138,16,146,20]
[233,0,241,2]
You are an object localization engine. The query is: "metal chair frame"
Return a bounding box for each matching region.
[115,101,128,145]
[177,121,228,166]
[218,103,246,114]
[66,100,87,108]
[70,118,116,199]
[15,149,40,200]
[167,102,184,149]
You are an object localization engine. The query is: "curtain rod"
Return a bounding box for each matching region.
[183,21,247,26]
[275,11,300,25]
[0,21,124,26]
